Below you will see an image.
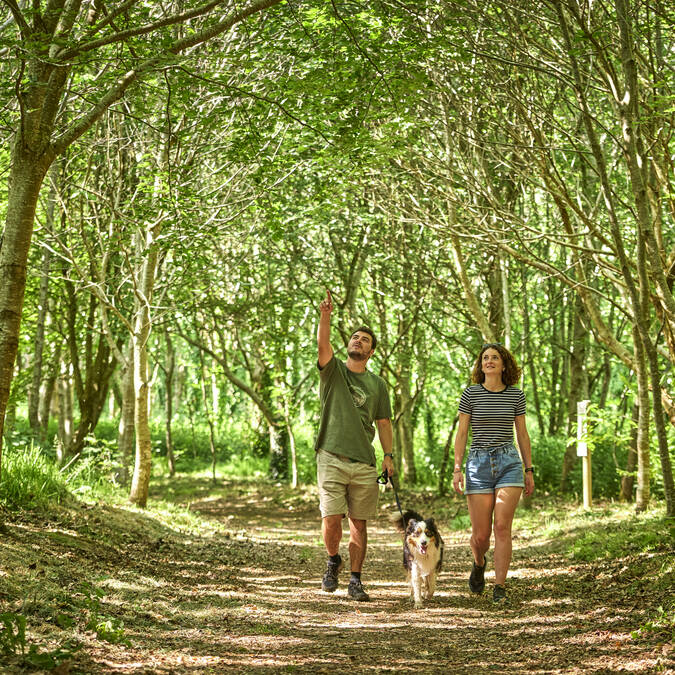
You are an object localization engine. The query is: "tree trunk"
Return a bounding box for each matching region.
[438,415,459,496]
[55,366,74,464]
[0,146,52,479]
[643,337,675,516]
[450,228,495,342]
[287,419,299,488]
[129,224,162,507]
[199,349,218,484]
[28,244,52,432]
[560,295,589,491]
[39,343,61,440]
[597,352,612,409]
[633,328,651,512]
[128,123,169,507]
[620,402,639,501]
[399,407,416,485]
[164,331,176,478]
[500,256,512,350]
[394,363,417,485]
[268,422,288,480]
[117,342,135,485]
[615,0,674,516]
[129,326,152,507]
[548,275,569,436]
[284,395,298,488]
[557,301,572,434]
[521,270,545,435]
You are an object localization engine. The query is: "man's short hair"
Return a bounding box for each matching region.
[352,326,377,351]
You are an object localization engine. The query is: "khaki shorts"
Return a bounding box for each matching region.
[316,449,379,520]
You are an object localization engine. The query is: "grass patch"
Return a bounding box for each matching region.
[571,523,664,561]
[153,453,269,483]
[562,505,672,561]
[0,444,70,510]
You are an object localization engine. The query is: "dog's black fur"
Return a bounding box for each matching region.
[396,509,444,608]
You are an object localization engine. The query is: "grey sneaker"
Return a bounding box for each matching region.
[347,579,370,602]
[469,556,486,594]
[493,584,507,604]
[321,556,343,593]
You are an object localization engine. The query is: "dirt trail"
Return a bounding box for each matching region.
[145,483,670,673]
[3,480,672,674]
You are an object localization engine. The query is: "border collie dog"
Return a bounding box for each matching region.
[397,509,444,609]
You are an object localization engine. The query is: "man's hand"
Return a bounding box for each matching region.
[382,454,394,477]
[319,289,333,316]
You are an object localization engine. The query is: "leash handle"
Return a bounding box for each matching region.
[378,470,405,522]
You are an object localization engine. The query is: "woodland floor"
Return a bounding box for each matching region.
[1,478,673,674]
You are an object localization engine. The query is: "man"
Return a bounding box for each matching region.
[315,289,394,602]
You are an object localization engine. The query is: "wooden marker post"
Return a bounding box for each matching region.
[576,400,592,509]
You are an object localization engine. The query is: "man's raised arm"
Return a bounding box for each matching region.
[318,290,334,368]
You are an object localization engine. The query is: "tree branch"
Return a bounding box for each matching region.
[53,0,284,155]
[1,0,30,38]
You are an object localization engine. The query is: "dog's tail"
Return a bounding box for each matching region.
[394,509,425,532]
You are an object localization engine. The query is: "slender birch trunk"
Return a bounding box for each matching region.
[129,129,170,506]
[117,342,135,485]
[128,217,163,507]
[164,330,176,478]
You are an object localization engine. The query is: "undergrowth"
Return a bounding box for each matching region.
[0,443,70,510]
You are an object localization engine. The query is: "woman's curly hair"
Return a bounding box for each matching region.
[471,343,522,386]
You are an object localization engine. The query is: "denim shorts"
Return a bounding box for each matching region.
[465,443,524,494]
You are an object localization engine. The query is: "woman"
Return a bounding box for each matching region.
[452,343,534,604]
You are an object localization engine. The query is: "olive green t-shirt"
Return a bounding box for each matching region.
[314,355,392,466]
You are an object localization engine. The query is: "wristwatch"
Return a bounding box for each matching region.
[524,466,534,474]
[384,453,393,458]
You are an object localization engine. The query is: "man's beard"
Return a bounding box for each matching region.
[348,349,368,361]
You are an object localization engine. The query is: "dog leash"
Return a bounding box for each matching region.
[377,469,405,522]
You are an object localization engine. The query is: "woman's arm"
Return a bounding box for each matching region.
[515,415,534,496]
[452,413,471,494]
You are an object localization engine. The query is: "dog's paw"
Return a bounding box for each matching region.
[413,600,423,609]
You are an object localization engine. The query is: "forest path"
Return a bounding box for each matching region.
[140,479,668,673]
[4,478,672,673]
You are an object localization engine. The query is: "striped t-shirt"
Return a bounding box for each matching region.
[458,384,526,448]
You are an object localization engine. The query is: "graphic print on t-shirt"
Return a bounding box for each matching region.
[349,384,367,408]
